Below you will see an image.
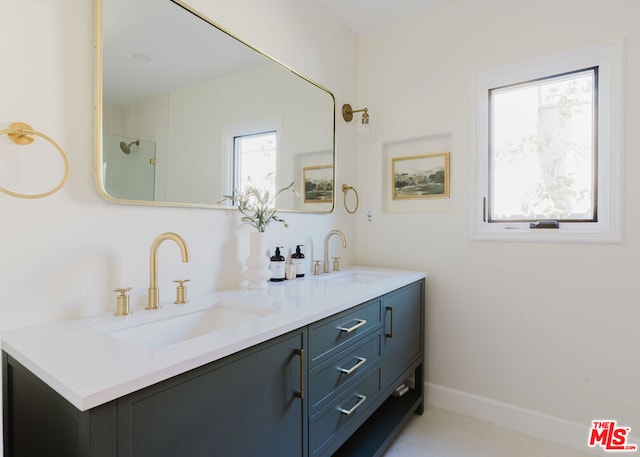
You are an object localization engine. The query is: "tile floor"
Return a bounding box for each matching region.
[382,406,596,457]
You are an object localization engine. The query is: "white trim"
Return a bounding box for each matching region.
[471,39,624,243]
[426,382,630,457]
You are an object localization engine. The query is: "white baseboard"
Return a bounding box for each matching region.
[425,382,634,457]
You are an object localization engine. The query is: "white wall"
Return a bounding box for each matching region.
[0,0,357,330]
[355,0,640,450]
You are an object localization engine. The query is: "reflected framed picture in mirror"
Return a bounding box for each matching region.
[303,165,333,203]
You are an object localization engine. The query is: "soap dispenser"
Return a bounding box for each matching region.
[291,245,305,278]
[270,246,286,282]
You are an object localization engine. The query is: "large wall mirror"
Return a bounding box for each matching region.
[94,0,335,212]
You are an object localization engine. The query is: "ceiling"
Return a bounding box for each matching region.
[319,0,456,34]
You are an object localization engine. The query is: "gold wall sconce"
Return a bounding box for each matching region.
[342,104,369,124]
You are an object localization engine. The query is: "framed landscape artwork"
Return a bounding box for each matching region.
[392,152,450,200]
[303,164,333,203]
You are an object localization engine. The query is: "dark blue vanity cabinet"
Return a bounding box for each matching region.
[3,279,424,457]
[116,329,306,457]
[316,279,425,457]
[381,282,423,390]
[3,328,306,457]
[308,297,384,456]
[2,355,118,457]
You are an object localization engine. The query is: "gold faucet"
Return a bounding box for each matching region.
[323,229,347,273]
[147,232,190,310]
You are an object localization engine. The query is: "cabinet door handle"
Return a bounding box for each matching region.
[294,348,304,399]
[338,357,367,375]
[337,318,367,333]
[385,306,394,338]
[336,394,367,416]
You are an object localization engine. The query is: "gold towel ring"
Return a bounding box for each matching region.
[0,122,69,199]
[342,184,359,214]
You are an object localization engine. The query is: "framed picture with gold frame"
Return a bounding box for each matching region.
[303,164,333,203]
[392,152,450,200]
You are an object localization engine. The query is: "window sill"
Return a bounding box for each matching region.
[471,224,622,244]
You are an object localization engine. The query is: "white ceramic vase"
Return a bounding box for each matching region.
[243,231,272,289]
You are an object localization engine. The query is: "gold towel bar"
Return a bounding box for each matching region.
[0,122,69,199]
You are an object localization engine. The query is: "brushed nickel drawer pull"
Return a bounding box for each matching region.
[336,394,367,416]
[338,357,367,375]
[337,319,367,333]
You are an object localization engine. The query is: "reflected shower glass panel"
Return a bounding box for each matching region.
[103,134,156,201]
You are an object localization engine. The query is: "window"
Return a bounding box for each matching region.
[232,131,277,197]
[472,40,623,242]
[490,68,597,222]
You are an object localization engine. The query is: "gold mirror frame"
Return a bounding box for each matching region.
[94,0,335,212]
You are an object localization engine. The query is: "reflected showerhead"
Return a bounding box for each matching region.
[119,140,139,155]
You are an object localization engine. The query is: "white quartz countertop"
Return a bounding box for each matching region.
[2,266,425,411]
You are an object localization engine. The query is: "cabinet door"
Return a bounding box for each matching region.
[381,280,424,389]
[117,330,306,457]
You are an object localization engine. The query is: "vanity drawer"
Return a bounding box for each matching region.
[309,298,381,367]
[309,332,381,413]
[309,367,381,456]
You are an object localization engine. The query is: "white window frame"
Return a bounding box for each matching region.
[232,130,278,194]
[471,40,624,243]
[221,118,281,197]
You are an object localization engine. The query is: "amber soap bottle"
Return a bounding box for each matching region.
[291,244,305,277]
[270,246,285,282]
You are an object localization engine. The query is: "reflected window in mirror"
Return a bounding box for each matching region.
[232,131,277,199]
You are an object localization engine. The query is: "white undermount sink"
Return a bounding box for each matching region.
[319,269,391,285]
[95,301,275,350]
